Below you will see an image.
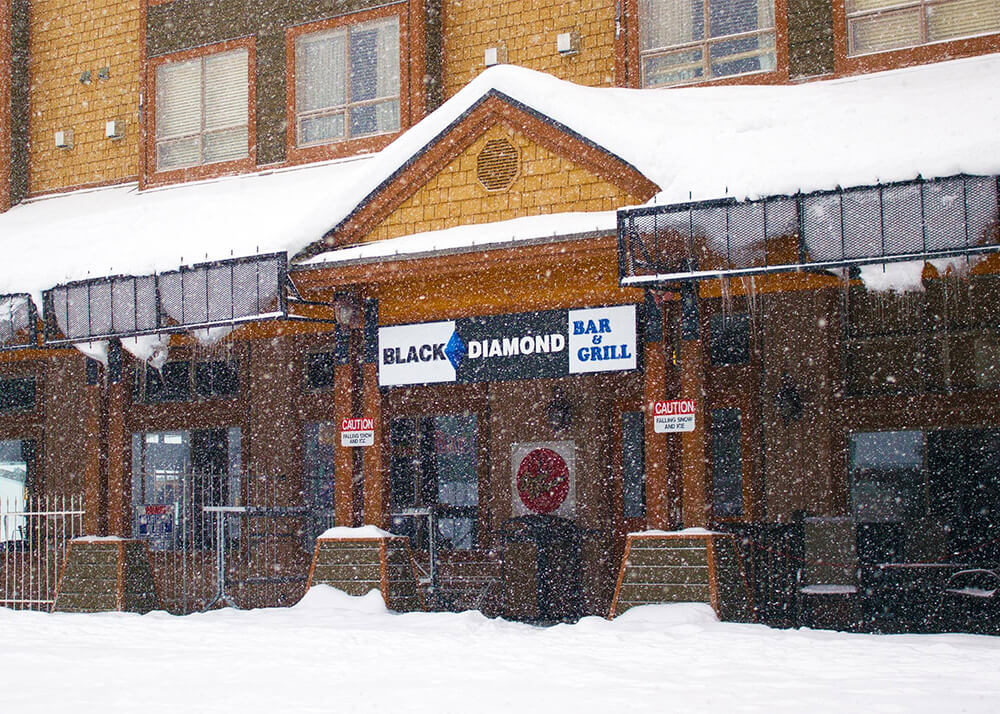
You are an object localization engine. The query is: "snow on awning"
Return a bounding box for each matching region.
[619,174,1000,286]
[0,294,38,351]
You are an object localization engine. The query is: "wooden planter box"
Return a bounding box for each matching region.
[306,534,424,612]
[53,538,159,613]
[609,531,753,622]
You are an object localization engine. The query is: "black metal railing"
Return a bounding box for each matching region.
[619,174,1000,286]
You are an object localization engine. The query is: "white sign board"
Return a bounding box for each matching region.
[653,400,696,433]
[378,320,457,387]
[568,304,637,374]
[340,417,375,447]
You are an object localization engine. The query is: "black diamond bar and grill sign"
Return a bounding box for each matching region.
[618,174,1000,285]
[42,253,287,344]
[0,293,38,351]
[378,304,638,387]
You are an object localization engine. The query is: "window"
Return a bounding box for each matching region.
[622,411,646,519]
[0,440,33,544]
[710,313,750,365]
[389,413,478,551]
[140,360,239,403]
[304,422,338,511]
[305,352,338,390]
[154,47,250,171]
[131,428,241,550]
[847,0,1000,56]
[0,377,35,412]
[711,408,743,518]
[294,17,400,147]
[639,0,776,87]
[849,431,925,522]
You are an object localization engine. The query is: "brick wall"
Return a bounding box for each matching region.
[363,124,638,243]
[28,0,140,195]
[441,0,616,99]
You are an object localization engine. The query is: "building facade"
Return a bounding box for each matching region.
[1,1,1000,626]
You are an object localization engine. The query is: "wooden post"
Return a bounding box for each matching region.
[333,327,355,527]
[82,379,103,535]
[643,339,670,529]
[361,362,386,528]
[360,298,387,529]
[105,342,129,536]
[680,338,710,528]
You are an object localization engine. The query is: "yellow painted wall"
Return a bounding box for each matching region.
[28,0,140,194]
[442,0,616,98]
[364,124,639,243]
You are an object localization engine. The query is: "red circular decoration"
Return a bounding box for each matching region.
[516,448,570,514]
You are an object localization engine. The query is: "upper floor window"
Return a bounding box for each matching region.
[639,0,776,87]
[294,17,400,147]
[154,48,250,172]
[847,0,1000,56]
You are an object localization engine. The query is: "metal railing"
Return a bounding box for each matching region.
[0,494,86,610]
[133,473,334,614]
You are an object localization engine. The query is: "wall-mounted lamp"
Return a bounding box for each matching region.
[556,32,580,55]
[54,130,73,149]
[547,387,572,431]
[484,45,507,67]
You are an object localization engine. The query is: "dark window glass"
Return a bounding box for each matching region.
[195,361,239,398]
[710,313,750,365]
[711,408,743,518]
[306,352,338,390]
[622,411,646,519]
[144,361,191,402]
[389,414,478,551]
[0,377,36,412]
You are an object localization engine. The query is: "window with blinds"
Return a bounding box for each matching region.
[155,48,249,172]
[638,0,776,87]
[294,17,400,146]
[847,0,1000,56]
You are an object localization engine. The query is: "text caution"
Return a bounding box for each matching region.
[341,417,375,447]
[653,400,696,433]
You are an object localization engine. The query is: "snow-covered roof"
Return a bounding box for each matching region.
[1,53,998,300]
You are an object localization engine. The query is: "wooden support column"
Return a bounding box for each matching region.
[82,364,103,535]
[105,341,130,536]
[679,283,710,528]
[643,291,671,529]
[333,325,355,527]
[361,299,387,529]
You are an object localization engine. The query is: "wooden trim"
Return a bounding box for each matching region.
[706,537,721,614]
[116,541,126,611]
[25,176,141,200]
[294,234,624,289]
[0,0,11,213]
[310,93,659,252]
[142,36,257,189]
[284,4,412,166]
[52,540,74,608]
[622,0,790,89]
[361,362,386,528]
[305,538,321,589]
[832,0,1000,77]
[607,535,634,618]
[403,539,427,611]
[378,538,389,605]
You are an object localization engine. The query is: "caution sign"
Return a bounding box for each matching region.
[653,400,696,433]
[340,417,375,447]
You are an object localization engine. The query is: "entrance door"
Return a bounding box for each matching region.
[928,428,1000,563]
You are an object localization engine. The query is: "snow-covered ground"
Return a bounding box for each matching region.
[3,587,999,713]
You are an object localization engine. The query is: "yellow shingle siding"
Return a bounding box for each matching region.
[363,124,638,243]
[442,0,616,99]
[28,0,140,194]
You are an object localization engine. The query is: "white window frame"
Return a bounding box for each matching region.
[846,0,1000,57]
[154,47,250,172]
[294,16,401,148]
[639,0,778,88]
